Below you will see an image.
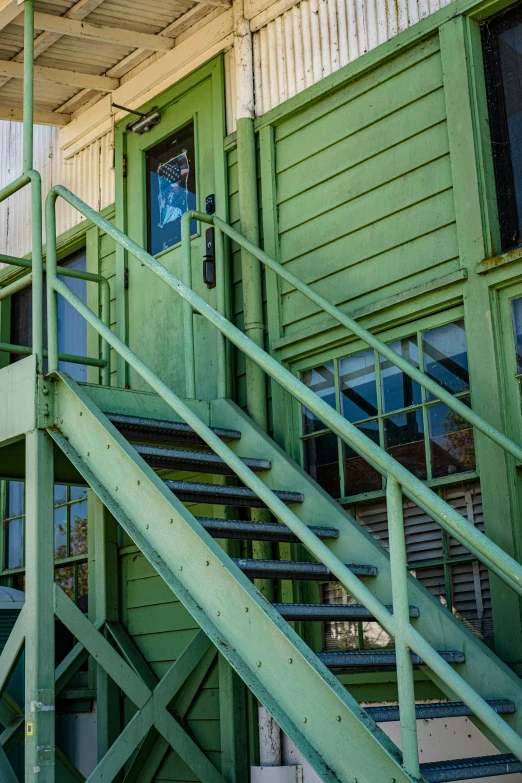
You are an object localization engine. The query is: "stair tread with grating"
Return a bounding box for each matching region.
[365,700,515,723]
[106,413,241,446]
[164,479,303,506]
[420,753,522,782]
[317,649,465,669]
[135,444,271,474]
[196,517,339,542]
[233,558,377,579]
[273,603,419,620]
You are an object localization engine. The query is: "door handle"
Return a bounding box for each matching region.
[203,227,216,289]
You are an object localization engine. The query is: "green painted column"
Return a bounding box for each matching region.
[24,428,55,781]
[440,16,522,661]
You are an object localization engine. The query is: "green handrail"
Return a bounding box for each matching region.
[44,185,522,768]
[0,254,111,384]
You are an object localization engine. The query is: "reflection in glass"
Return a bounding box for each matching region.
[6,518,23,570]
[54,505,67,560]
[512,297,522,374]
[384,410,426,479]
[304,432,340,497]
[423,321,469,399]
[339,350,377,422]
[70,486,88,501]
[58,251,87,381]
[380,337,421,413]
[344,421,382,495]
[428,400,475,478]
[77,562,89,613]
[301,363,336,434]
[70,500,88,556]
[55,565,75,601]
[54,485,67,505]
[7,482,24,518]
[147,123,197,255]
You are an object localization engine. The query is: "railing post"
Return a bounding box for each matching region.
[30,172,44,371]
[215,225,227,398]
[386,477,420,779]
[45,192,60,374]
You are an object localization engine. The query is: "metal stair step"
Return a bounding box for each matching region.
[365,700,515,723]
[317,649,465,669]
[164,479,303,506]
[420,753,522,782]
[135,444,271,474]
[106,413,241,446]
[233,558,377,580]
[273,603,419,621]
[196,517,339,541]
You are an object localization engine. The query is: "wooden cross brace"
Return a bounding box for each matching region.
[0,587,224,783]
[54,585,225,783]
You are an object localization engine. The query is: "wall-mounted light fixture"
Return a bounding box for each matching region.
[113,102,161,134]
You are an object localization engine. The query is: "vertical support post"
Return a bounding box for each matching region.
[25,428,55,781]
[386,477,420,779]
[182,214,196,398]
[45,192,59,374]
[215,225,227,398]
[234,0,267,431]
[92,495,121,765]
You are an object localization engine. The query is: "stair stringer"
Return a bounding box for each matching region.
[49,372,419,783]
[211,398,522,748]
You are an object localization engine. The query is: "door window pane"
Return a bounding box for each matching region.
[339,350,377,422]
[7,482,24,518]
[147,123,197,255]
[54,505,67,560]
[70,499,88,556]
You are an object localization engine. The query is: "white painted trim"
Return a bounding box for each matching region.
[59,9,233,156]
[249,0,301,32]
[0,60,119,91]
[0,106,70,125]
[0,0,23,32]
[234,0,255,120]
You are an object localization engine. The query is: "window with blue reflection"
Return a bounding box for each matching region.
[422,321,469,399]
[301,363,336,434]
[147,123,197,256]
[339,350,377,422]
[380,337,421,413]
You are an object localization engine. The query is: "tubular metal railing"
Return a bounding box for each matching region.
[44,185,522,776]
[0,252,111,383]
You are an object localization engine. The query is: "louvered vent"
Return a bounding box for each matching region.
[0,610,20,650]
[323,483,492,652]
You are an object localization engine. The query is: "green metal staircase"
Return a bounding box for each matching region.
[46,373,522,783]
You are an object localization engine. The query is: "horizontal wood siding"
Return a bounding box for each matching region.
[274,34,459,338]
[122,540,222,783]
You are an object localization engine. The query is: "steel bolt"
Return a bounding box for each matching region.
[256,661,262,667]
[245,607,249,612]
[106,444,110,449]
[217,611,221,616]
[115,487,118,491]
[303,717,307,723]
[179,566,183,571]
[206,560,210,566]
[79,411,82,416]
[336,716,341,721]
[137,480,140,485]
[170,519,174,524]
[288,658,293,664]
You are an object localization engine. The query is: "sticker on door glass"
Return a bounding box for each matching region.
[146,122,197,256]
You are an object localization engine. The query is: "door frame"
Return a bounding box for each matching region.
[114,55,228,388]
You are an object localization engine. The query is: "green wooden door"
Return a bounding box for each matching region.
[125,68,223,399]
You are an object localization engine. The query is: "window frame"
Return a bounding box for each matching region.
[292,306,479,504]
